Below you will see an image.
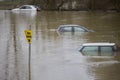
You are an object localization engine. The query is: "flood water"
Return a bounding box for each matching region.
[0,10,120,80]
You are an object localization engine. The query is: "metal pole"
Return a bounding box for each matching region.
[29,25,31,80]
[29,43,31,80]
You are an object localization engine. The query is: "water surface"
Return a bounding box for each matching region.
[0,10,120,80]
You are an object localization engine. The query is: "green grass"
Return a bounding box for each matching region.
[0,1,21,10]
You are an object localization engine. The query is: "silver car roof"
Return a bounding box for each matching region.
[59,24,81,27]
[82,43,115,46]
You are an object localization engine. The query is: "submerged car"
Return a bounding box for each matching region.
[57,24,93,32]
[79,43,117,56]
[12,5,41,11]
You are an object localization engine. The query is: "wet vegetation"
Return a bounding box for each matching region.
[0,0,120,11]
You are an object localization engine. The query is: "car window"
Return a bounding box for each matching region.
[20,6,32,9]
[74,27,86,32]
[82,46,99,56]
[20,6,26,9]
[62,27,72,32]
[26,6,32,9]
[101,46,113,56]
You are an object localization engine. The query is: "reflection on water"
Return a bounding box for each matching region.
[0,10,120,80]
[12,10,37,18]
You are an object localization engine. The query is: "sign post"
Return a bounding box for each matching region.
[24,29,32,80]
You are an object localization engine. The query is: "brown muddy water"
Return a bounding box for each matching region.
[0,10,120,80]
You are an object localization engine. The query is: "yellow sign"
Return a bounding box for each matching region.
[24,30,33,44]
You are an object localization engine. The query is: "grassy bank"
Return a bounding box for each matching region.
[0,1,119,12]
[0,1,21,10]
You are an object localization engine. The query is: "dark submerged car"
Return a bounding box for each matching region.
[57,24,93,32]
